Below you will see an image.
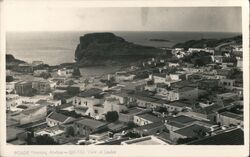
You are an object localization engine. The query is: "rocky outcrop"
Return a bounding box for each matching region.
[6,54,26,64]
[75,33,165,66]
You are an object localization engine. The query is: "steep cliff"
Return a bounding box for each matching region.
[75,33,164,66]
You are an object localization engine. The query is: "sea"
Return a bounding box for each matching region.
[6,31,240,76]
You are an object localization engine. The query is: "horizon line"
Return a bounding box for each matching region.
[6,30,242,34]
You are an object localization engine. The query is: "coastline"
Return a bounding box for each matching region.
[6,31,241,65]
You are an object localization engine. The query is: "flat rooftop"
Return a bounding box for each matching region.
[76,118,107,129]
[78,88,103,98]
[168,115,197,124]
[168,101,188,108]
[122,107,144,115]
[135,122,164,131]
[174,124,209,137]
[173,86,196,92]
[187,128,244,145]
[35,127,64,137]
[136,113,161,123]
[217,92,238,98]
[220,111,243,120]
[121,136,167,145]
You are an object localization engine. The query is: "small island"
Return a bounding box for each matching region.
[149,38,170,42]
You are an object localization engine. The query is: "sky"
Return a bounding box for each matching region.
[5,1,242,32]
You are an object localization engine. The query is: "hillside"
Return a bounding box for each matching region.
[172,35,242,50]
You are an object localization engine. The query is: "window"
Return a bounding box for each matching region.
[94,110,98,114]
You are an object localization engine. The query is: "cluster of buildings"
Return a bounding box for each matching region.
[6,41,244,145]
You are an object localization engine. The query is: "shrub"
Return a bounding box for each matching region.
[105,111,119,123]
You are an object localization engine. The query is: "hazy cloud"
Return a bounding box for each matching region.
[6,3,242,32]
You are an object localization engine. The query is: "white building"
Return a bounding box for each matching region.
[188,48,214,54]
[236,57,243,71]
[110,93,128,104]
[103,98,128,113]
[33,69,48,76]
[121,136,168,145]
[172,48,186,59]
[134,113,161,126]
[168,62,180,67]
[115,71,136,82]
[6,82,16,93]
[73,96,104,118]
[57,68,74,77]
[6,94,22,111]
[34,126,65,138]
[153,73,167,84]
[46,112,75,127]
[156,86,198,101]
[169,73,186,81]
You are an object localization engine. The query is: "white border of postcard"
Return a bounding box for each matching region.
[0,0,249,157]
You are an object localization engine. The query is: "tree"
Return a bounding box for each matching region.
[127,122,136,129]
[40,72,51,79]
[84,78,90,88]
[105,111,119,122]
[72,67,81,77]
[66,126,75,137]
[156,107,169,114]
[35,134,58,145]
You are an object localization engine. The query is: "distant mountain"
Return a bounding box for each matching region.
[172,35,242,50]
[75,33,168,66]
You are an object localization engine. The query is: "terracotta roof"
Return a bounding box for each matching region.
[21,105,46,116]
[36,100,54,106]
[78,88,102,98]
[76,118,107,129]
[124,107,144,115]
[58,103,73,109]
[135,122,164,131]
[168,101,188,108]
[137,114,161,123]
[187,128,244,145]
[220,111,243,120]
[47,112,72,123]
[154,73,167,78]
[174,124,209,137]
[167,121,186,128]
[108,122,127,131]
[169,115,197,124]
